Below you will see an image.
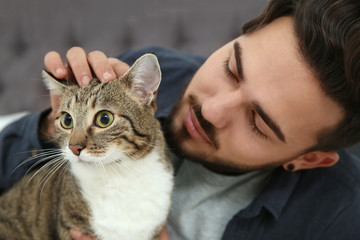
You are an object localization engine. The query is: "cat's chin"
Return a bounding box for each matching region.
[75,157,93,165]
[66,153,122,167]
[76,158,122,166]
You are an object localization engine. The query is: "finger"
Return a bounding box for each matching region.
[44,51,67,79]
[159,227,170,240]
[108,58,130,78]
[87,51,117,82]
[70,229,94,240]
[64,63,77,83]
[66,47,93,87]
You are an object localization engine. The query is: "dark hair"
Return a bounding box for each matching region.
[243,0,360,151]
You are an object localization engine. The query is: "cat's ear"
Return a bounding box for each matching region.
[42,70,75,95]
[126,53,161,106]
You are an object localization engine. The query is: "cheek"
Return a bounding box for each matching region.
[187,60,226,96]
[55,128,70,148]
[214,125,282,165]
[215,126,255,156]
[86,135,107,155]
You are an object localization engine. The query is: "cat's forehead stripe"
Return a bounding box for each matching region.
[120,114,150,140]
[90,92,98,109]
[84,84,104,108]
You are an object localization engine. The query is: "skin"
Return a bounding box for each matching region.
[166,17,342,173]
[45,17,343,240]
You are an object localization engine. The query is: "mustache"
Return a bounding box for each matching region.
[190,95,218,149]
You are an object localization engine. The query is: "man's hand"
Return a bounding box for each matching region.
[159,227,170,240]
[70,229,94,240]
[40,47,130,141]
[44,47,130,86]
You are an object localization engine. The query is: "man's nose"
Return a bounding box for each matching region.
[201,92,241,129]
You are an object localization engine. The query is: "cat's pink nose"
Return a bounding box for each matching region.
[69,144,85,156]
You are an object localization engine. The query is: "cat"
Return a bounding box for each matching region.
[0,53,173,240]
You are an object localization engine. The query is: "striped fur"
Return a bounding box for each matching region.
[0,54,173,239]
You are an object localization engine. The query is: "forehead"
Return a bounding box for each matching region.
[237,17,343,145]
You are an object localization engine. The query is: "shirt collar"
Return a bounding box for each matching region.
[238,168,301,220]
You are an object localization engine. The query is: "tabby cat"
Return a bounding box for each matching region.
[0,54,173,240]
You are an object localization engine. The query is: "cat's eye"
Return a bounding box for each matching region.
[95,111,114,128]
[60,112,73,129]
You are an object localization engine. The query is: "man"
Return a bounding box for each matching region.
[1,0,360,239]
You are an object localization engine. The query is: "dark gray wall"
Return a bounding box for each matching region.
[0,0,267,115]
[2,1,360,156]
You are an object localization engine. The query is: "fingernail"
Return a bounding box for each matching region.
[55,68,65,76]
[82,76,91,85]
[102,71,113,82]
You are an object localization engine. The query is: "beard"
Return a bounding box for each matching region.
[164,93,294,175]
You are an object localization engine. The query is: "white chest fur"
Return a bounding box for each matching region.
[70,149,173,240]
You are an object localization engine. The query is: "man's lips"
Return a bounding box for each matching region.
[185,106,213,145]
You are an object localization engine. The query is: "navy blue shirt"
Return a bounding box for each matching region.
[1,46,360,239]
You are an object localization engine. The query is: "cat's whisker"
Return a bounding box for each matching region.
[110,153,144,180]
[140,142,167,157]
[59,161,71,180]
[37,158,65,187]
[15,148,62,159]
[17,148,62,155]
[96,161,108,184]
[106,156,125,178]
[26,157,63,188]
[12,149,63,174]
[112,159,149,190]
[24,153,63,176]
[32,158,63,190]
[139,140,157,148]
[39,159,68,199]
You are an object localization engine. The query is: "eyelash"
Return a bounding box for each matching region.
[223,58,239,83]
[249,110,268,140]
[224,58,268,139]
[223,58,267,140]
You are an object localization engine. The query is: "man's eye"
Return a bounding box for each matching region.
[223,59,239,83]
[249,110,268,140]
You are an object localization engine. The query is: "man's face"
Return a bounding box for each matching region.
[168,17,343,173]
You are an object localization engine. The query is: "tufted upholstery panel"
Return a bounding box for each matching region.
[1,0,359,156]
[0,0,266,115]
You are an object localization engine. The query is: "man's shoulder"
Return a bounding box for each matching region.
[299,149,360,212]
[251,149,360,238]
[117,45,206,68]
[322,149,360,196]
[294,150,360,237]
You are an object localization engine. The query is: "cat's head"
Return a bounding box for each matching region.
[42,54,162,166]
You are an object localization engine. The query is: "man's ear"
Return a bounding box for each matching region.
[282,151,339,172]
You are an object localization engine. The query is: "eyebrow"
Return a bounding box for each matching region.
[234,41,244,79]
[252,102,287,143]
[234,41,286,142]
